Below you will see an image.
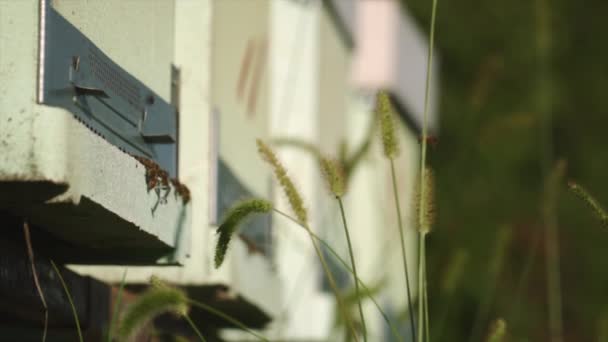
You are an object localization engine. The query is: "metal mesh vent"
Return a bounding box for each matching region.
[88,48,142,112]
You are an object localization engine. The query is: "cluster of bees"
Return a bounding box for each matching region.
[170,178,191,204]
[133,155,190,204]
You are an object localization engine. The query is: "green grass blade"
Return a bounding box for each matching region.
[50,260,83,342]
[273,208,404,342]
[107,268,128,342]
[308,228,360,341]
[187,298,269,342]
[183,314,207,342]
[337,197,367,341]
[417,0,439,340]
[389,159,417,342]
[118,287,189,340]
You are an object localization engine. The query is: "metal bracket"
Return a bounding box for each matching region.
[37,1,178,176]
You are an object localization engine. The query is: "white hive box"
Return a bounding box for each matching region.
[67,0,283,330]
[0,0,189,264]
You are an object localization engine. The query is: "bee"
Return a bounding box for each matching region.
[147,176,158,190]
[133,155,191,204]
[418,135,439,148]
[157,169,169,187]
[170,178,191,204]
[132,155,162,190]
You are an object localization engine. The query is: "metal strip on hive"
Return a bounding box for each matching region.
[37,2,178,176]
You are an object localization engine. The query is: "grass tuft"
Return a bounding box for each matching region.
[119,285,189,340]
[272,208,403,342]
[258,141,359,340]
[381,101,416,340]
[149,277,207,341]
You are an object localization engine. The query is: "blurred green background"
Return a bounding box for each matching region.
[401,0,608,340]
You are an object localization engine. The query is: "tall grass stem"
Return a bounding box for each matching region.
[307,225,360,341]
[50,260,83,342]
[417,0,439,340]
[417,233,427,342]
[183,314,207,342]
[107,268,128,342]
[535,0,563,338]
[188,297,269,341]
[389,159,417,341]
[337,197,367,341]
[423,252,430,342]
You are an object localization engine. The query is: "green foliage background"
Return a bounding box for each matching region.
[401,0,608,340]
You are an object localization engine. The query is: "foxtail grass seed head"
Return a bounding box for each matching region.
[568,181,608,228]
[486,318,507,342]
[320,157,345,197]
[150,275,170,291]
[416,167,436,233]
[214,199,272,268]
[378,91,399,159]
[119,287,189,340]
[257,139,308,224]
